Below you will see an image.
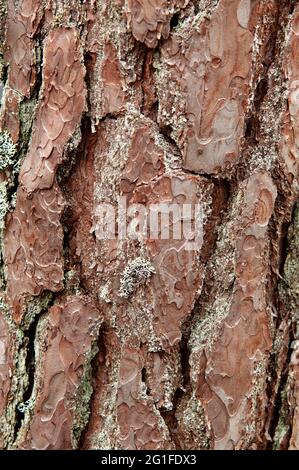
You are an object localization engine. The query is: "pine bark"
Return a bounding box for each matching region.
[0,0,298,450]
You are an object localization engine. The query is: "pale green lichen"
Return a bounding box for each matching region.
[0,132,17,170]
[72,342,99,446]
[273,420,289,450]
[178,391,210,449]
[273,388,290,450]
[21,292,53,331]
[119,257,155,298]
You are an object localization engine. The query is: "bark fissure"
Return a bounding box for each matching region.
[77,322,107,449]
[267,336,294,449]
[13,315,40,443]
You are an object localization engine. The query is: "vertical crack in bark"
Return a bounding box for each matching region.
[78,322,107,450]
[13,318,39,442]
[77,323,106,449]
[235,0,295,185]
[159,329,190,449]
[12,292,55,446]
[12,292,59,446]
[267,338,293,449]
[265,204,299,448]
[159,124,182,158]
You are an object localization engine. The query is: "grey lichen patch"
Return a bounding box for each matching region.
[172,0,219,36]
[152,352,182,410]
[0,294,7,311]
[0,131,17,171]
[189,295,231,354]
[119,257,155,298]
[0,181,9,229]
[154,52,186,149]
[119,302,162,352]
[0,179,18,239]
[93,107,143,205]
[191,0,219,27]
[17,397,35,414]
[272,324,285,356]
[273,387,290,450]
[45,0,86,29]
[64,269,81,294]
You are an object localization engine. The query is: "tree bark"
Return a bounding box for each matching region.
[0,0,298,450]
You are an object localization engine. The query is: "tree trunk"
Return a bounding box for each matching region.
[0,0,298,450]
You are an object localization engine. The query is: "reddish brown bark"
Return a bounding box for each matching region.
[0,0,298,450]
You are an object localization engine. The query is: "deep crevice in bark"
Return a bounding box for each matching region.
[1,63,8,85]
[264,200,297,448]
[13,314,39,443]
[12,290,57,446]
[159,124,181,157]
[78,322,107,450]
[141,366,149,393]
[170,12,180,30]
[267,336,293,449]
[159,332,190,449]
